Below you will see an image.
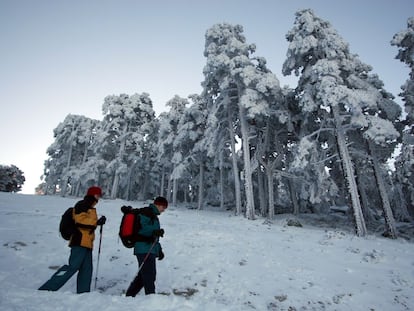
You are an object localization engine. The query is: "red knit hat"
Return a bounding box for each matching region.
[86,186,102,197]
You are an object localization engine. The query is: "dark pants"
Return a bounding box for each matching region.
[38,246,93,294]
[126,253,156,296]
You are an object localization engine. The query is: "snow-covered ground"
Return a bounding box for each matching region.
[0,192,413,311]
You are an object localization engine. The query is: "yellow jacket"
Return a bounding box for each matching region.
[69,196,98,249]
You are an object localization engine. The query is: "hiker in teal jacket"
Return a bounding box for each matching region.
[126,196,168,296]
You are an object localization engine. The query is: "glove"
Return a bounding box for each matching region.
[97,216,106,226]
[158,249,165,261]
[153,229,164,238]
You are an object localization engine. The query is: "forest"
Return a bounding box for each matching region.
[41,10,414,238]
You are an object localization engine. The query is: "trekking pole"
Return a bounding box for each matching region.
[94,224,103,290]
[137,239,157,274]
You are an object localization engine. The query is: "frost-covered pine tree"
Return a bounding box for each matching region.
[202,89,239,211]
[255,93,291,218]
[44,114,76,195]
[157,95,188,205]
[99,93,156,199]
[392,17,414,132]
[173,94,210,208]
[202,24,245,216]
[286,89,340,217]
[203,23,280,219]
[283,9,399,236]
[283,10,363,229]
[124,94,158,201]
[67,116,101,197]
[391,17,414,217]
[244,57,287,219]
[43,114,100,195]
[393,134,414,219]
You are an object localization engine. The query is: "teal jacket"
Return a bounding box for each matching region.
[133,204,162,256]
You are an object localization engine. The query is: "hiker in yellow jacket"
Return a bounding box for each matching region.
[38,186,106,293]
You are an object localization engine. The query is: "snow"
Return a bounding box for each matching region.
[1,192,413,311]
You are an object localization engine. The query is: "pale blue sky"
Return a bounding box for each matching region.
[1,0,412,194]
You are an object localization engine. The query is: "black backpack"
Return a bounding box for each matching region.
[119,206,156,248]
[59,207,76,240]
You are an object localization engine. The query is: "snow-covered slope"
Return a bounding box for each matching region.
[0,192,413,310]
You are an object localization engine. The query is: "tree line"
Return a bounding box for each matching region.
[41,10,414,238]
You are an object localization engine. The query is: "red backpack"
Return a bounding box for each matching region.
[119,206,155,248]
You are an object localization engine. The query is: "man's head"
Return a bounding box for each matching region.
[154,196,168,213]
[86,186,102,202]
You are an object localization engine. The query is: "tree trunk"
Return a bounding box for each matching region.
[267,166,275,219]
[258,170,266,216]
[74,137,91,197]
[356,171,376,223]
[239,105,255,220]
[257,124,270,217]
[368,141,397,238]
[111,170,120,199]
[332,105,367,237]
[219,150,225,210]
[395,184,411,221]
[258,157,277,219]
[160,167,165,197]
[227,105,242,215]
[111,124,128,199]
[167,171,172,202]
[60,141,73,197]
[289,178,300,215]
[172,174,178,206]
[198,162,204,210]
[126,162,136,201]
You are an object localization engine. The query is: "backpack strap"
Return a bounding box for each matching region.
[137,207,158,223]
